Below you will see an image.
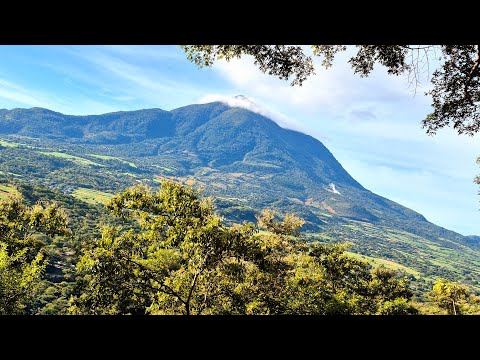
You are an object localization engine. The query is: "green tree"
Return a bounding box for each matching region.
[458,294,480,315]
[368,266,418,315]
[70,180,260,315]
[256,209,305,236]
[0,197,69,314]
[290,244,417,314]
[428,278,471,315]
[70,180,417,315]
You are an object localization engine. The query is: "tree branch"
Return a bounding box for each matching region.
[185,271,200,315]
[401,45,436,51]
[121,256,187,306]
[465,45,480,100]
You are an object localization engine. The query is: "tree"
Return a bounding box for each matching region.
[70,180,261,315]
[299,244,417,314]
[368,266,418,315]
[282,242,372,315]
[0,197,69,314]
[428,278,471,315]
[70,180,417,315]
[181,45,480,136]
[255,209,305,236]
[458,294,480,315]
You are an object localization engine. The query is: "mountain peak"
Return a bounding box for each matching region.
[230,95,258,108]
[233,95,257,106]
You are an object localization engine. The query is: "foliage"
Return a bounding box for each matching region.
[0,197,69,314]
[415,279,480,315]
[70,180,416,315]
[2,178,477,315]
[182,45,314,86]
[427,278,471,315]
[377,298,417,315]
[426,46,480,135]
[457,295,480,315]
[307,220,480,294]
[70,180,259,314]
[256,209,305,236]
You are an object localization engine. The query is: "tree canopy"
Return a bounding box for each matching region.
[428,278,471,315]
[69,179,417,315]
[181,45,480,136]
[0,197,69,314]
[3,179,479,315]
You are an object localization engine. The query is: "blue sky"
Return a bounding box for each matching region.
[0,45,479,235]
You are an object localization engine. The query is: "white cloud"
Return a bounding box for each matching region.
[197,94,310,133]
[211,50,428,115]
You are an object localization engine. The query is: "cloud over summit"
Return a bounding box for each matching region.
[197,94,311,134]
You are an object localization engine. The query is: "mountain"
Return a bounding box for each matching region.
[1,101,480,293]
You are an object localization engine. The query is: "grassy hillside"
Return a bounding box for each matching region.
[72,188,114,205]
[309,220,480,293]
[0,183,19,200]
[346,252,420,276]
[38,151,105,167]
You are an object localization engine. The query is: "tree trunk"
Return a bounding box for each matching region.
[185,272,199,316]
[452,300,457,315]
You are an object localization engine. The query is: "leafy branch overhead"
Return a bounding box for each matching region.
[181,45,480,136]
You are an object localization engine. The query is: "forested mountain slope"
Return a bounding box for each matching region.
[1,101,479,292]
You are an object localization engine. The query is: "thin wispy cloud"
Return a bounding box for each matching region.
[69,49,179,92]
[62,46,214,109]
[102,45,185,60]
[0,78,69,111]
[0,77,127,116]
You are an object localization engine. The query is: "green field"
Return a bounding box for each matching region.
[243,161,282,169]
[72,188,113,205]
[347,251,421,277]
[87,154,137,168]
[38,151,105,167]
[0,139,22,148]
[151,164,175,173]
[0,139,36,149]
[0,184,19,200]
